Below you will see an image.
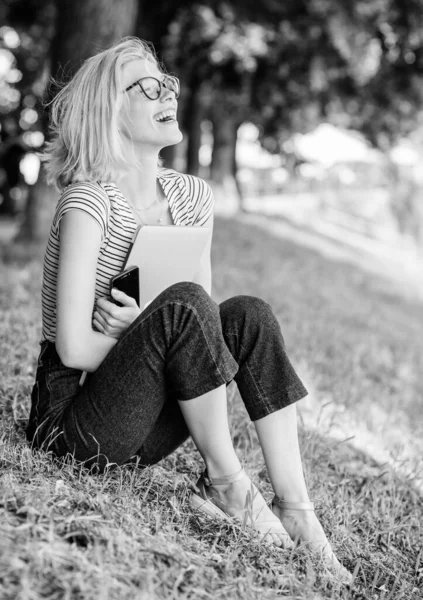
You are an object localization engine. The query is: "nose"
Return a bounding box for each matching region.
[161,81,177,102]
[161,87,176,102]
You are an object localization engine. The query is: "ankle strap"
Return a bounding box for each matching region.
[273,496,315,511]
[202,467,245,487]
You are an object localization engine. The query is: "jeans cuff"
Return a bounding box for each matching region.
[248,382,308,421]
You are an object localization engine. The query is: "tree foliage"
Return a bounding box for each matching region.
[1,0,422,232]
[161,0,423,154]
[2,0,423,160]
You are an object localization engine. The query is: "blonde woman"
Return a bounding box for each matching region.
[26,37,351,582]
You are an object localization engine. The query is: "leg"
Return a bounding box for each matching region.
[47,282,239,469]
[41,283,291,544]
[177,294,309,546]
[256,407,351,580]
[219,296,351,580]
[219,295,308,421]
[177,383,242,477]
[179,383,293,547]
[255,404,310,503]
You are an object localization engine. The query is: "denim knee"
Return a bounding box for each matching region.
[159,281,213,308]
[220,295,274,326]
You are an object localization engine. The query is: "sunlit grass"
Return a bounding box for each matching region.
[1,215,422,599]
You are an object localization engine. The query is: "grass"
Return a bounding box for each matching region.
[1,214,422,599]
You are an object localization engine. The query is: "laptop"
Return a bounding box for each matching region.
[123,224,211,309]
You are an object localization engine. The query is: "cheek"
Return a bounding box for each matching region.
[120,103,152,136]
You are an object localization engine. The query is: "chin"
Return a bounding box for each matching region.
[164,129,183,146]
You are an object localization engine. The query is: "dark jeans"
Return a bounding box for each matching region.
[26,282,307,471]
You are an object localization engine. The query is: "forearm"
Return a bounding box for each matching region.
[56,328,118,372]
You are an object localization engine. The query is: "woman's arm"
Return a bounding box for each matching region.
[55,210,137,371]
[192,212,213,296]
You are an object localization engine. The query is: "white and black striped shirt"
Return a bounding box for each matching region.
[41,167,214,342]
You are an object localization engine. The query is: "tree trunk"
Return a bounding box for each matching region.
[51,0,139,74]
[210,116,241,215]
[387,157,423,247]
[17,176,57,241]
[17,0,140,244]
[185,84,204,176]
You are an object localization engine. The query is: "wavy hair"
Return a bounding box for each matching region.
[42,37,161,190]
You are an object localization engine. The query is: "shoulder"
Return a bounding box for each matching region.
[159,167,212,200]
[53,181,110,236]
[60,180,110,203]
[57,181,110,213]
[158,168,213,225]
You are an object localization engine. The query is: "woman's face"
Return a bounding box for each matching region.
[119,57,183,151]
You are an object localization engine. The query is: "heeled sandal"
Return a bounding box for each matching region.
[272,495,353,584]
[190,468,293,547]
[272,497,315,512]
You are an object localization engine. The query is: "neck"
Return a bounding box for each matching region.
[117,151,160,209]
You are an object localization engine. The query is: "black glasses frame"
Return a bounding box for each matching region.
[125,75,180,100]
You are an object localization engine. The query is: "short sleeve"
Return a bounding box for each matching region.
[190,177,214,226]
[53,182,110,241]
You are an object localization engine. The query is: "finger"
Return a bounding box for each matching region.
[97,303,120,321]
[97,296,119,315]
[94,310,108,328]
[103,316,119,329]
[96,296,111,309]
[94,313,117,335]
[96,322,118,338]
[94,311,120,332]
[111,288,138,307]
[93,316,105,332]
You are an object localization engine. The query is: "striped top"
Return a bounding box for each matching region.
[41,167,214,342]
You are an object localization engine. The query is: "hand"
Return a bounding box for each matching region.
[93,289,141,339]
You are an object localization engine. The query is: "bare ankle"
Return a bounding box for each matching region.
[203,459,242,481]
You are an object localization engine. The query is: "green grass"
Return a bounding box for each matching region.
[1,215,422,599]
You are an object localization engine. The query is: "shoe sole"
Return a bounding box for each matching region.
[190,493,292,545]
[190,493,232,521]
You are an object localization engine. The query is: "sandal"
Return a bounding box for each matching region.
[272,496,353,584]
[190,468,293,547]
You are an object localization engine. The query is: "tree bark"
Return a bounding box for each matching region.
[17,0,140,243]
[185,83,204,176]
[210,115,241,214]
[387,157,423,247]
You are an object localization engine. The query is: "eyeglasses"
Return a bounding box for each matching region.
[125,75,180,100]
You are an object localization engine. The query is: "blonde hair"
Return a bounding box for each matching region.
[42,37,161,190]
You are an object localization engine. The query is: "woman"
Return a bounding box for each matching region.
[26,37,351,582]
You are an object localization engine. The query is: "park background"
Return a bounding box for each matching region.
[0,1,422,599]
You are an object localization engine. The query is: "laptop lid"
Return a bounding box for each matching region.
[124,225,211,308]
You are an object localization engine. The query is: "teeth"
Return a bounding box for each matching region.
[155,109,176,122]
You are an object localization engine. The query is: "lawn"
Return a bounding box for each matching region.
[0,214,422,599]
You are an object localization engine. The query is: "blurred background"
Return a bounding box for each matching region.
[0,0,422,273]
[1,2,423,576]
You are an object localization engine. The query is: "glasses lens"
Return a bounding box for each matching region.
[139,77,161,100]
[133,76,180,100]
[164,76,180,98]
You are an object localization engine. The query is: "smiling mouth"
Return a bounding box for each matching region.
[155,109,177,123]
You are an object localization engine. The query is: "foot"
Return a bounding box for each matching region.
[272,501,352,584]
[192,470,294,548]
